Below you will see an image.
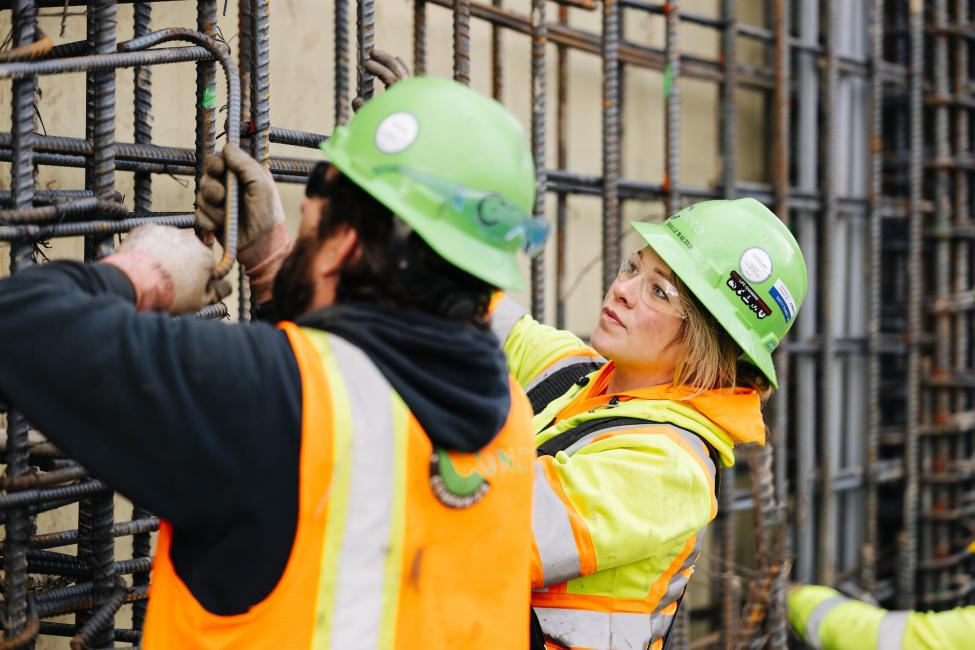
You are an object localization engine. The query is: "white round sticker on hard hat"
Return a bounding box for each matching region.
[739,247,772,283]
[375,112,419,154]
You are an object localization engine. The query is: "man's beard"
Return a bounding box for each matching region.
[272,235,319,321]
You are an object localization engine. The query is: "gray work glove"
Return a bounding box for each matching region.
[195,142,292,304]
[351,50,412,112]
[104,224,231,314]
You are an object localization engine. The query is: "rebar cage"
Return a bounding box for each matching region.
[0,1,973,648]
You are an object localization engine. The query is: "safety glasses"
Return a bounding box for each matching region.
[373,164,550,258]
[617,252,687,319]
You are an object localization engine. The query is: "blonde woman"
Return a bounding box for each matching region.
[492,198,807,650]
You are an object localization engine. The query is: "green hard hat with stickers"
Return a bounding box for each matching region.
[321,76,546,291]
[630,198,807,388]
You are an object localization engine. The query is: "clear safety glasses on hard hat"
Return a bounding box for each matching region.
[372,164,550,258]
[617,253,688,319]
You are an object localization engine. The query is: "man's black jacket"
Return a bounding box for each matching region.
[0,261,511,615]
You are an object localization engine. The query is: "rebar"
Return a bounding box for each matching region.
[132,1,151,213]
[530,0,545,321]
[356,0,375,101]
[719,1,738,645]
[899,0,924,611]
[335,0,350,123]
[663,1,679,216]
[600,0,620,293]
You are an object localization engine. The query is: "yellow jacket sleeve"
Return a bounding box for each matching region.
[490,294,597,388]
[787,585,975,650]
[531,428,716,589]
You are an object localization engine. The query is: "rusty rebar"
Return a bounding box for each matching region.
[719,1,739,645]
[530,0,547,321]
[899,0,923,611]
[663,2,680,216]
[335,0,351,123]
[554,3,568,329]
[133,0,152,213]
[357,0,375,101]
[601,0,621,294]
[453,0,471,84]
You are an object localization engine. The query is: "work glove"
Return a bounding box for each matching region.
[195,142,292,304]
[103,224,232,315]
[351,49,411,112]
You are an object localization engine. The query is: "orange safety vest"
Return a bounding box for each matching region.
[143,323,535,649]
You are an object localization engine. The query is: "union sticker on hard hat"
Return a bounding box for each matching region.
[375,112,419,154]
[739,247,772,284]
[769,279,797,322]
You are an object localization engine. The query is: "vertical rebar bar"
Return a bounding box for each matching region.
[899,0,923,611]
[196,1,217,193]
[453,0,471,85]
[601,0,621,294]
[86,0,117,261]
[491,0,504,100]
[794,0,820,587]
[555,3,568,330]
[4,13,37,642]
[664,2,680,217]
[238,0,252,124]
[237,0,254,324]
[133,1,152,213]
[130,505,151,632]
[250,0,271,166]
[862,0,884,597]
[928,0,952,609]
[530,0,547,321]
[84,3,118,645]
[719,0,738,644]
[249,0,268,318]
[818,0,839,588]
[413,0,426,77]
[335,0,350,125]
[769,0,791,642]
[951,0,972,606]
[129,5,154,632]
[357,0,376,101]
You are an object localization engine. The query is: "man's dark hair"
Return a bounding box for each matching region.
[314,170,495,326]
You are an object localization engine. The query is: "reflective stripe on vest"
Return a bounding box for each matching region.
[803,595,849,649]
[533,421,716,649]
[311,333,406,648]
[534,607,671,650]
[877,611,909,650]
[533,461,582,586]
[491,293,527,343]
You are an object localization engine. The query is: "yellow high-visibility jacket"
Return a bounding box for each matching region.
[788,585,975,650]
[493,297,766,650]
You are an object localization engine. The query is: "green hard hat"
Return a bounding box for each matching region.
[321,76,546,291]
[630,198,807,388]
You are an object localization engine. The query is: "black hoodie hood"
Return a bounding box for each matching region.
[297,303,511,452]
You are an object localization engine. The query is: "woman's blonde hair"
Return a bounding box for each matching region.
[669,275,774,400]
